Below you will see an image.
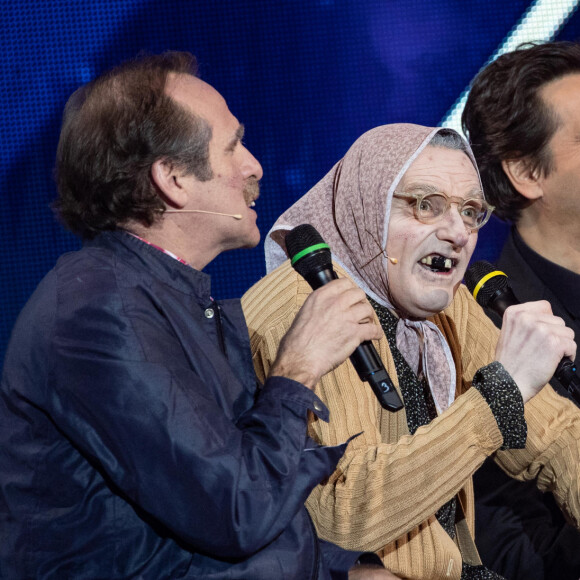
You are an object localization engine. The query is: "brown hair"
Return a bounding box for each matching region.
[462,41,580,222]
[54,51,212,238]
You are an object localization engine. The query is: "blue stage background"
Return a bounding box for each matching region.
[2,0,579,362]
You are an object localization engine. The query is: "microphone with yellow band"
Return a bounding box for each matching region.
[465,260,580,405]
[465,261,514,315]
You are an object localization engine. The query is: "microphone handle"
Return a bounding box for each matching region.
[304,265,404,412]
[554,360,580,405]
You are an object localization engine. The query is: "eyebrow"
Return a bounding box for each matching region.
[226,124,245,151]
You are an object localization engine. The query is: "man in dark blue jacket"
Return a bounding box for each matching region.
[0,52,397,579]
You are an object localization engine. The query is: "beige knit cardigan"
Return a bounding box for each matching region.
[242,261,580,580]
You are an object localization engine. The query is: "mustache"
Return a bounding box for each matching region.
[243,177,260,205]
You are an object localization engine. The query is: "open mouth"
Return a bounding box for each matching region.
[244,191,257,208]
[420,253,456,273]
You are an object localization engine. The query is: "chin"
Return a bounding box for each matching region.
[411,290,452,318]
[250,230,261,247]
[242,233,261,249]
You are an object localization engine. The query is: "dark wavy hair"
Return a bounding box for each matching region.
[462,41,580,222]
[54,51,212,238]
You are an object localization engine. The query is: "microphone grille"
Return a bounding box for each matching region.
[285,224,325,259]
[285,224,332,279]
[464,260,509,308]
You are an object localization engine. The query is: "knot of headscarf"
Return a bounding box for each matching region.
[396,318,455,413]
[265,124,480,414]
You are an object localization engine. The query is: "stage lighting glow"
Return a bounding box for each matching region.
[441,0,580,134]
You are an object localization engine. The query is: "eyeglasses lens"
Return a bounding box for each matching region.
[417,194,485,228]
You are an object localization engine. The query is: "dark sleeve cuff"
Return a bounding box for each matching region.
[355,552,385,567]
[472,361,527,450]
[261,375,330,422]
[319,538,384,578]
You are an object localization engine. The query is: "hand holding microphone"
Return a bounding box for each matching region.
[270,277,384,389]
[495,301,576,403]
[465,261,579,404]
[271,224,403,411]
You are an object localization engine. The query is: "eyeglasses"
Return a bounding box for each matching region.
[392,190,494,231]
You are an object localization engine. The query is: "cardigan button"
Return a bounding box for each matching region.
[204,308,215,319]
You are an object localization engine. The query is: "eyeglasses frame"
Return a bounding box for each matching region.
[392,190,495,231]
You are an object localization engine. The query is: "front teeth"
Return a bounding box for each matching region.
[421,256,452,269]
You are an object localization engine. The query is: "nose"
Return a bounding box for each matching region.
[436,204,472,248]
[241,146,263,181]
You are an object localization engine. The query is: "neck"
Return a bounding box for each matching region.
[516,209,580,274]
[127,221,219,271]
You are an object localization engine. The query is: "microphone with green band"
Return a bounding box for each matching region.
[286,224,404,412]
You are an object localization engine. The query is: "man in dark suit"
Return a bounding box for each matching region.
[462,41,580,580]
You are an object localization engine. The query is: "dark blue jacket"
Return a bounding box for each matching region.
[0,231,360,579]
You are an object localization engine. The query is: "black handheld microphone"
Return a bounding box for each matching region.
[464,260,580,405]
[285,224,404,412]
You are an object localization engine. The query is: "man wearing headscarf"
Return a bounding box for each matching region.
[242,124,580,580]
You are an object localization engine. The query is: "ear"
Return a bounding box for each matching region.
[151,159,189,208]
[501,158,544,201]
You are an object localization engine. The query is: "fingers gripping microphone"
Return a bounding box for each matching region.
[285,224,404,412]
[465,260,580,405]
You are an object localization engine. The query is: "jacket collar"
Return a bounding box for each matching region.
[85,230,213,303]
[499,228,579,320]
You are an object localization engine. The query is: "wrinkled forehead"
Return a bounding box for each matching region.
[396,144,483,198]
[380,139,483,251]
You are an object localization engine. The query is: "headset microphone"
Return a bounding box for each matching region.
[465,260,580,405]
[285,224,404,412]
[165,209,243,220]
